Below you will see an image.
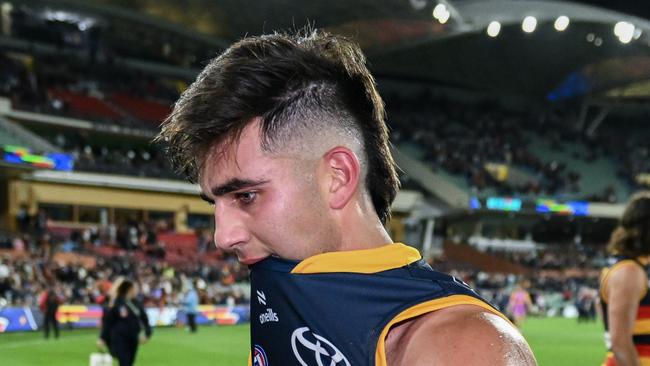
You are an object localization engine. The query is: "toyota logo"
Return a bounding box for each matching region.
[291,327,351,366]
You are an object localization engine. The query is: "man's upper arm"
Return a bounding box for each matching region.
[605,263,646,346]
[398,305,537,366]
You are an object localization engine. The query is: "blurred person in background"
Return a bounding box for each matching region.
[182,279,199,333]
[576,287,597,323]
[507,282,533,328]
[39,288,62,339]
[98,280,151,366]
[600,192,650,366]
[97,275,125,347]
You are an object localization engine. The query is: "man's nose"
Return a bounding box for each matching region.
[213,203,249,251]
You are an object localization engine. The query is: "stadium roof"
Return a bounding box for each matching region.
[10,0,650,101]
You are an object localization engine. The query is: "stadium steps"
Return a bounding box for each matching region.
[393,145,469,208]
[0,117,58,152]
[395,142,502,200]
[442,241,528,274]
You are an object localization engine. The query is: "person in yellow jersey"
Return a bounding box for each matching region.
[600,192,650,366]
[155,29,536,366]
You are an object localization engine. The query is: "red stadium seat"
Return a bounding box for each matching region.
[49,89,122,121]
[108,93,171,125]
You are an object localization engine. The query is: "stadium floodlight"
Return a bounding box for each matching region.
[586,33,595,42]
[432,3,450,24]
[614,21,631,37]
[438,9,450,24]
[594,37,603,46]
[634,28,643,40]
[433,3,446,20]
[487,21,501,37]
[522,16,537,33]
[554,16,569,31]
[619,34,633,44]
[614,21,635,44]
[1,2,13,14]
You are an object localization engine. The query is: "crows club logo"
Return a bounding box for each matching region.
[253,345,269,366]
[291,327,351,366]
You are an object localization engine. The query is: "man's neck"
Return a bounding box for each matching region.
[335,201,393,252]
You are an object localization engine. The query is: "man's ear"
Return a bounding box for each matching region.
[322,147,361,210]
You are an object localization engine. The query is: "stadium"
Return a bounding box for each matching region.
[1,0,650,365]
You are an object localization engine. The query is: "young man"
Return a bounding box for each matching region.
[600,192,650,366]
[156,30,536,365]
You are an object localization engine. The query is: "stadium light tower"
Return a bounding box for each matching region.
[522,16,537,33]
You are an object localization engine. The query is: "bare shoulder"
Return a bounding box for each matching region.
[607,261,646,286]
[386,304,537,366]
[606,261,647,300]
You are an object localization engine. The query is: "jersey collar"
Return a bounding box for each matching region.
[290,243,422,274]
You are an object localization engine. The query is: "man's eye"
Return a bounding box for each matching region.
[237,191,257,204]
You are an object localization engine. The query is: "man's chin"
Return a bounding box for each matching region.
[239,256,267,265]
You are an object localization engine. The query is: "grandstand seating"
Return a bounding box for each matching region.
[390,103,638,203]
[525,134,629,201]
[441,241,528,274]
[157,232,196,248]
[156,232,224,266]
[108,93,171,125]
[49,89,123,121]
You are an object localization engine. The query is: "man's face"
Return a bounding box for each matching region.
[199,120,338,264]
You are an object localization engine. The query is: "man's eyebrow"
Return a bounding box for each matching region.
[210,178,269,197]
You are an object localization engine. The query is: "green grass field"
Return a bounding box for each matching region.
[522,317,606,366]
[0,317,605,365]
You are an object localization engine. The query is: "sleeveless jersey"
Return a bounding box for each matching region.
[600,256,650,366]
[248,243,507,366]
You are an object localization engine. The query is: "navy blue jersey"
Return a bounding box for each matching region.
[249,243,505,366]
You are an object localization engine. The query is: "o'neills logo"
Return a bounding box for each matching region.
[259,308,279,324]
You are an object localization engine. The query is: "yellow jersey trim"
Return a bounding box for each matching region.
[374,294,510,366]
[600,259,648,303]
[291,243,422,274]
[634,319,650,334]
